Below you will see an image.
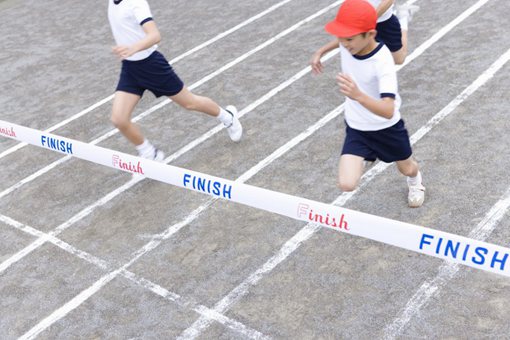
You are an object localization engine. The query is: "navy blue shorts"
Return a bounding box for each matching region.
[116,50,184,98]
[341,120,412,163]
[376,15,403,52]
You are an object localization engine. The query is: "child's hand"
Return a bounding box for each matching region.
[337,73,362,101]
[112,45,136,60]
[310,52,324,74]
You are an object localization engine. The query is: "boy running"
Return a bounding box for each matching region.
[368,0,419,65]
[108,0,242,161]
[312,0,425,207]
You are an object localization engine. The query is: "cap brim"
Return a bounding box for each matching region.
[325,21,364,38]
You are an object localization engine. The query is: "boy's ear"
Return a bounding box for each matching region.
[368,29,377,38]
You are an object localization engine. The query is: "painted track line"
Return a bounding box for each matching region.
[0,3,346,274]
[0,47,339,274]
[14,1,489,335]
[11,102,346,337]
[0,0,342,200]
[383,186,510,339]
[122,271,271,340]
[178,19,506,340]
[0,0,296,161]
[383,48,510,340]
[0,214,109,271]
[0,215,269,340]
[16,200,262,340]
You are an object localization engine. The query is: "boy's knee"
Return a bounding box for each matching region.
[337,178,357,192]
[111,114,130,130]
[398,162,418,177]
[400,168,414,177]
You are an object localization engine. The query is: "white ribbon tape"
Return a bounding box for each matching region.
[2,120,509,277]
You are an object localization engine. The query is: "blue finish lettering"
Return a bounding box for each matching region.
[223,185,232,199]
[183,174,191,187]
[197,177,207,192]
[418,234,509,272]
[419,234,434,250]
[183,173,232,199]
[41,135,73,154]
[472,247,488,265]
[444,240,460,258]
[435,237,443,254]
[491,251,509,270]
[212,181,221,196]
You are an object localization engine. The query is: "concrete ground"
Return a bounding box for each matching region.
[1,0,509,338]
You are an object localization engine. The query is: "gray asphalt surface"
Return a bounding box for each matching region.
[1,0,510,339]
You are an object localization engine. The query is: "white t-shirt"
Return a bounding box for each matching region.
[339,43,401,131]
[108,0,157,61]
[367,0,394,22]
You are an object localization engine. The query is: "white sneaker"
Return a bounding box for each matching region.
[133,148,165,179]
[139,148,165,161]
[396,4,420,23]
[225,105,242,142]
[152,149,165,162]
[408,183,425,208]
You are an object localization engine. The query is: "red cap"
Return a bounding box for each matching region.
[325,0,377,37]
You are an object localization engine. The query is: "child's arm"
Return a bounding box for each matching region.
[337,73,395,119]
[310,39,340,74]
[113,21,162,60]
[374,0,394,18]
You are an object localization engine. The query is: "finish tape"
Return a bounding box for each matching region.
[2,120,509,277]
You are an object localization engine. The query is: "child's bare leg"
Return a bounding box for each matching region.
[397,156,425,207]
[170,87,220,116]
[393,4,419,65]
[170,87,243,142]
[337,154,365,192]
[111,91,143,145]
[396,156,419,178]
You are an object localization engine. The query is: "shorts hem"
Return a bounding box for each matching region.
[152,83,184,98]
[115,87,144,97]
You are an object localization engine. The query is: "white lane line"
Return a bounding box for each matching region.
[0,0,296,161]
[0,214,269,340]
[16,200,266,340]
[0,24,342,273]
[383,186,510,339]
[12,0,492,336]
[0,0,342,200]
[382,47,510,339]
[177,21,507,340]
[15,100,345,338]
[123,272,272,340]
[0,214,109,271]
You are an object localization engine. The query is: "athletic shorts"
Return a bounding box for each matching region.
[116,50,184,98]
[341,119,412,163]
[376,15,403,52]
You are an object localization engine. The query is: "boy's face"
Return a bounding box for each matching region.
[337,30,376,56]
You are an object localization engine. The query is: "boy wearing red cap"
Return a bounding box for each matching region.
[108,0,242,162]
[312,0,425,207]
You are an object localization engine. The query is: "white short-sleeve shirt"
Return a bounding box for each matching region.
[339,43,401,131]
[367,0,394,22]
[108,0,157,61]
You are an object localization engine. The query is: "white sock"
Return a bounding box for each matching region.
[217,107,233,126]
[407,171,422,187]
[136,139,155,158]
